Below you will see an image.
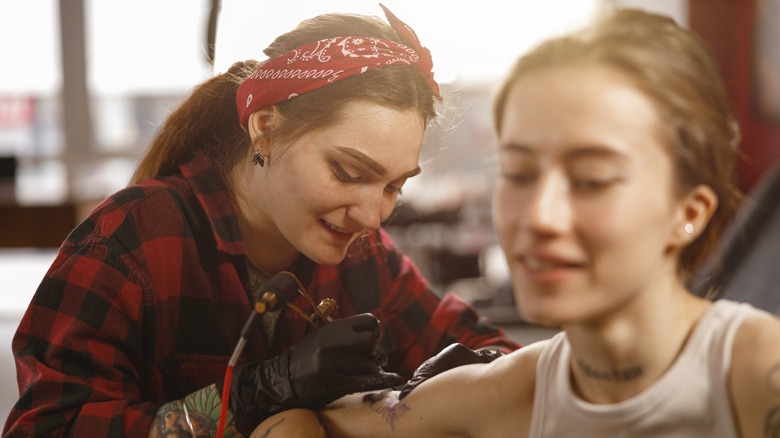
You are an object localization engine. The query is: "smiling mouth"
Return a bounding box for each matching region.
[321,220,354,237]
[524,256,581,272]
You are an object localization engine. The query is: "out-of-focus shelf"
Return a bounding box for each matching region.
[0,204,77,247]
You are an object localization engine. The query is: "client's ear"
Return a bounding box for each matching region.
[671,184,718,247]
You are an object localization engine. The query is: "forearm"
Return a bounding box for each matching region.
[149,383,239,437]
[249,409,327,438]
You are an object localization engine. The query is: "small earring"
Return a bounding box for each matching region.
[252,151,266,167]
[684,223,695,235]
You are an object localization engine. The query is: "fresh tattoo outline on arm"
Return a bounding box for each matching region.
[259,418,285,438]
[764,362,780,438]
[364,391,411,431]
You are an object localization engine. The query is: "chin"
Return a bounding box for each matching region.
[304,247,350,266]
[517,307,561,328]
[514,293,576,328]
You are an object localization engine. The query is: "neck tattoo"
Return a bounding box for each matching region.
[575,358,645,382]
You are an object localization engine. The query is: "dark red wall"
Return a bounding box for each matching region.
[690,0,780,191]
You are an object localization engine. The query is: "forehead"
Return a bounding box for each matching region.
[310,100,425,169]
[499,65,667,160]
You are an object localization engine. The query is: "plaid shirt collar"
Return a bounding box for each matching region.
[178,152,248,256]
[178,152,317,285]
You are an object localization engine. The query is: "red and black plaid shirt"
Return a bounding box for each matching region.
[4,152,519,437]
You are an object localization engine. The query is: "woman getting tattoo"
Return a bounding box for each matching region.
[254,7,780,438]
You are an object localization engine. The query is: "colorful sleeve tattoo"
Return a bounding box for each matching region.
[148,384,241,438]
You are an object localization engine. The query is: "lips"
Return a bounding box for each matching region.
[321,220,356,241]
[525,256,557,271]
[524,256,582,271]
[519,254,584,283]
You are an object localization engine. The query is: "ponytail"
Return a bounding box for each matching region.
[130,61,259,185]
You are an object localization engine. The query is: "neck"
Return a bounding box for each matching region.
[227,163,299,274]
[564,279,710,403]
[574,358,645,382]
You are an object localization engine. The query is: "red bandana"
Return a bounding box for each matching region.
[236,4,440,129]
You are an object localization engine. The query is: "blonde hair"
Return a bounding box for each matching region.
[493,8,742,281]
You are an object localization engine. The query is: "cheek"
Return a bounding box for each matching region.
[580,195,675,273]
[492,184,520,244]
[270,158,331,205]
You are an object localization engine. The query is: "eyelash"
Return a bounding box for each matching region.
[333,162,360,183]
[501,172,535,185]
[572,179,613,192]
[333,162,404,196]
[501,172,616,192]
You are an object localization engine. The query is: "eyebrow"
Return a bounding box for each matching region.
[500,142,630,162]
[499,143,534,155]
[565,146,630,162]
[337,147,422,178]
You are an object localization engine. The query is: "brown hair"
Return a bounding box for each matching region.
[492,8,743,281]
[131,12,440,184]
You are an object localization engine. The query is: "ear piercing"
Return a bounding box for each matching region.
[684,223,695,235]
[252,151,266,167]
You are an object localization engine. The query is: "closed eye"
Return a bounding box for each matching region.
[501,172,536,185]
[385,184,403,195]
[333,161,361,183]
[571,177,621,193]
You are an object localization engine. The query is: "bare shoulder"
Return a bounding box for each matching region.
[468,338,551,436]
[729,310,780,437]
[490,338,550,387]
[504,337,551,365]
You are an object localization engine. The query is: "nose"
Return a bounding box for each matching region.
[347,187,395,231]
[526,171,572,236]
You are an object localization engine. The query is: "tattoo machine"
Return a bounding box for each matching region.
[217,271,339,438]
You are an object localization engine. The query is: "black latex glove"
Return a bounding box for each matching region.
[228,313,403,435]
[397,343,502,400]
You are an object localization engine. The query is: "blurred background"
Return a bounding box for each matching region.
[0,0,778,420]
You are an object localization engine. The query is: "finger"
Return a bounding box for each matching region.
[339,330,377,350]
[344,313,381,337]
[398,381,417,400]
[396,370,433,400]
[339,372,405,394]
[327,355,379,375]
[372,344,388,367]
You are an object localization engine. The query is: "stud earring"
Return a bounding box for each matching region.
[684,223,694,235]
[252,151,266,167]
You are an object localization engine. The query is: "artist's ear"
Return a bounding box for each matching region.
[247,107,278,143]
[670,184,718,248]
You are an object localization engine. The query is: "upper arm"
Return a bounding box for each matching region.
[319,343,543,438]
[320,365,485,438]
[6,244,155,436]
[729,313,780,437]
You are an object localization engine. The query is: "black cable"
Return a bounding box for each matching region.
[206,0,221,68]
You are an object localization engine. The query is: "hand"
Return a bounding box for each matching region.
[397,343,502,400]
[229,313,403,435]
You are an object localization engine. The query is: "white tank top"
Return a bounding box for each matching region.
[529,299,767,437]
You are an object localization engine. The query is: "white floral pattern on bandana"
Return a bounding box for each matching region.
[236,35,425,129]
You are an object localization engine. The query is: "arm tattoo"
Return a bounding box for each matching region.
[149,383,239,438]
[765,405,780,438]
[364,391,410,431]
[259,418,285,438]
[765,362,780,437]
[765,363,780,397]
